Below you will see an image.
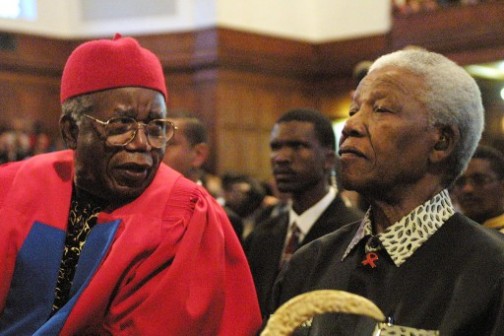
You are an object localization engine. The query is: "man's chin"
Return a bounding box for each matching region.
[276,182,295,194]
[102,182,149,206]
[115,184,145,198]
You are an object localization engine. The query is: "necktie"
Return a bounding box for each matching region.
[279,224,301,270]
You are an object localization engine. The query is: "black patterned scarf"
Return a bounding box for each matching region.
[50,188,107,316]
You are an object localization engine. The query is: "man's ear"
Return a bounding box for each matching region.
[429,126,459,163]
[192,143,209,169]
[59,114,79,149]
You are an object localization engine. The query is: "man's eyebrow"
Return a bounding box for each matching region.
[112,107,135,116]
[374,75,412,95]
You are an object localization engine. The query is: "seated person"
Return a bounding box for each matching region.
[0,34,260,335]
[268,48,504,335]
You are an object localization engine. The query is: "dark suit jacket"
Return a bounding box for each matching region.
[269,213,504,335]
[243,195,363,316]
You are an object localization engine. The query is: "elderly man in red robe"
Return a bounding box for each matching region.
[0,34,261,335]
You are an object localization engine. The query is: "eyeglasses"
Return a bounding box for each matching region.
[454,173,500,189]
[84,114,176,149]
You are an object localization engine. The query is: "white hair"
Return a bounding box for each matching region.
[369,49,484,186]
[61,94,94,123]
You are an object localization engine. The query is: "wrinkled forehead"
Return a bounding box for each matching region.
[272,120,315,137]
[465,158,497,175]
[354,66,426,101]
[90,87,167,118]
[352,68,426,110]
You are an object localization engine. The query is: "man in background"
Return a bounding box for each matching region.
[163,112,209,183]
[163,112,244,240]
[221,172,269,239]
[452,144,504,233]
[244,108,363,316]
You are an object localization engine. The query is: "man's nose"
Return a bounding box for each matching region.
[126,123,152,150]
[460,180,476,193]
[272,147,293,163]
[341,112,366,141]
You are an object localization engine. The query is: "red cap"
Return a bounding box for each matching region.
[60,34,167,103]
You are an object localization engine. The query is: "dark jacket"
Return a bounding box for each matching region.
[270,213,504,336]
[244,195,363,316]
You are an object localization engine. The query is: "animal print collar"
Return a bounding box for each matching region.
[342,189,455,267]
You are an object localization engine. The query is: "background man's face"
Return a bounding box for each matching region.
[270,121,330,195]
[453,158,504,222]
[163,120,198,176]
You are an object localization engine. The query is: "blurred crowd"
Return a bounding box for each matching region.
[0,120,63,165]
[393,0,502,15]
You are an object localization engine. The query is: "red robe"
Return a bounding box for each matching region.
[0,150,261,335]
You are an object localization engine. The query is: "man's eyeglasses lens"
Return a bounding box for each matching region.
[85,115,175,148]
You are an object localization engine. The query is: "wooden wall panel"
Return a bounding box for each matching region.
[135,29,218,71]
[0,33,72,75]
[0,33,69,145]
[165,72,199,112]
[216,28,316,78]
[215,70,316,180]
[315,77,355,119]
[0,71,61,139]
[316,34,389,79]
[391,2,504,59]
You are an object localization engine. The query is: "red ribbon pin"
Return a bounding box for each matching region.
[362,252,379,268]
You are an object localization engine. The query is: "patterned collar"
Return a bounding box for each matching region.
[342,189,455,267]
